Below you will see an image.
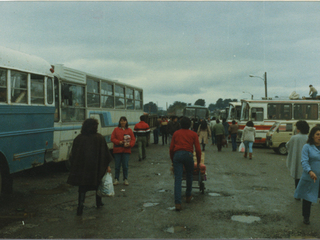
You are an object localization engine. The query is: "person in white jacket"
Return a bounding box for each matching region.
[241,121,256,159]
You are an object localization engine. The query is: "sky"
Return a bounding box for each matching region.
[1,1,320,109]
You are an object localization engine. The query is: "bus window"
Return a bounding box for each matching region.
[294,104,318,120]
[101,82,114,108]
[11,70,27,104]
[126,88,134,110]
[135,90,142,110]
[251,108,263,121]
[31,74,44,104]
[61,83,85,122]
[115,85,125,109]
[0,68,7,102]
[268,104,292,120]
[196,108,208,119]
[47,77,53,104]
[87,78,100,108]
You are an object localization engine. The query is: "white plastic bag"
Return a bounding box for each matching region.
[239,142,245,153]
[97,172,115,197]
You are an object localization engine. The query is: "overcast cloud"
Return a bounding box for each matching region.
[1,1,320,109]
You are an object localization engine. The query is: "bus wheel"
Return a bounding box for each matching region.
[278,143,288,155]
[0,159,13,194]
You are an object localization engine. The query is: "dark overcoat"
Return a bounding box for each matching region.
[67,133,113,187]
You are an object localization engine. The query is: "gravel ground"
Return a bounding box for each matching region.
[0,141,320,239]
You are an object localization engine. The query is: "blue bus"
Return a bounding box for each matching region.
[0,46,55,194]
[0,47,145,194]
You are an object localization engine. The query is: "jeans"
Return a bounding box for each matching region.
[216,135,223,151]
[173,151,194,204]
[211,132,215,144]
[231,133,237,151]
[137,136,147,159]
[312,91,318,98]
[161,131,167,145]
[114,153,130,180]
[244,141,253,153]
[153,127,159,144]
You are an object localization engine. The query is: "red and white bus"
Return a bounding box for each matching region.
[237,98,320,145]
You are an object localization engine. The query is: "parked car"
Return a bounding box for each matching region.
[266,120,320,155]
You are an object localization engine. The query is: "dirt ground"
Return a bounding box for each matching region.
[0,141,320,239]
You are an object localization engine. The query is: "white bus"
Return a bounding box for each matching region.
[52,64,144,167]
[237,98,320,145]
[227,102,241,124]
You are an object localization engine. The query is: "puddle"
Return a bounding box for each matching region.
[143,203,159,207]
[164,226,187,233]
[231,215,261,223]
[208,193,221,197]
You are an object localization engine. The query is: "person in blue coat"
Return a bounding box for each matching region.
[294,126,320,225]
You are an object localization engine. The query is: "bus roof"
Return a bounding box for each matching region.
[0,45,53,76]
[53,64,143,90]
[229,101,241,106]
[240,99,320,104]
[185,105,208,109]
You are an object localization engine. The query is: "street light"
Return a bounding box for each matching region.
[249,72,267,98]
[243,91,253,100]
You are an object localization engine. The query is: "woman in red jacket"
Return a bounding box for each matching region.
[111,116,136,186]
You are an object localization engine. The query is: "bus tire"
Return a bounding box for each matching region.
[0,155,13,194]
[278,143,288,155]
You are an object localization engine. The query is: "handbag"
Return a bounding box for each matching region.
[239,142,245,153]
[97,172,115,197]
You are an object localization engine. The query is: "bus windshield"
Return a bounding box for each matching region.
[228,104,241,120]
[240,101,249,121]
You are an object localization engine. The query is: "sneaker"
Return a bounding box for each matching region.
[124,179,129,186]
[186,195,193,203]
[175,204,181,211]
[113,179,119,186]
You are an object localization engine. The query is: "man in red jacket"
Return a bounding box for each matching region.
[134,115,150,161]
[170,117,201,211]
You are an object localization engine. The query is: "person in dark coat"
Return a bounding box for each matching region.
[67,118,113,216]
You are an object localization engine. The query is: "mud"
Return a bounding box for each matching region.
[0,142,320,238]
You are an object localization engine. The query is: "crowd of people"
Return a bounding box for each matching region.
[67,115,320,225]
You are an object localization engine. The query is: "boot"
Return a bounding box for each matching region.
[249,153,252,159]
[243,152,247,158]
[77,192,86,216]
[96,194,104,208]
